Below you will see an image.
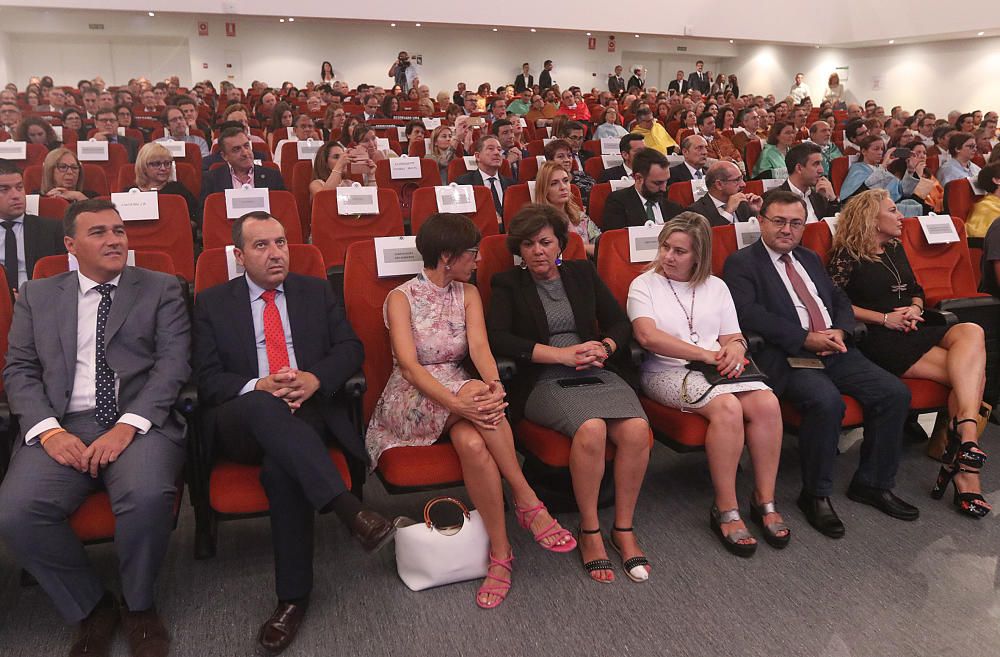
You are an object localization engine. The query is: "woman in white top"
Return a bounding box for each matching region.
[823,73,845,108]
[594,107,628,140]
[627,212,789,558]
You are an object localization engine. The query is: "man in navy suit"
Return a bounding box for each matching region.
[201,127,285,201]
[193,211,394,655]
[91,106,139,163]
[455,135,515,218]
[0,161,66,293]
[687,60,710,95]
[668,134,708,184]
[723,190,917,539]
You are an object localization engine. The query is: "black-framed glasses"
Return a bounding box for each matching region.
[761,215,805,230]
[147,160,172,169]
[55,163,80,172]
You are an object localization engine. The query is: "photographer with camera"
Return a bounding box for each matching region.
[389,51,420,93]
[839,135,922,203]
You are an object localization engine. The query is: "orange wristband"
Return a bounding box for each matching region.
[39,428,66,445]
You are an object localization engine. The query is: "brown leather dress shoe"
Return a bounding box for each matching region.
[69,595,120,657]
[121,606,170,657]
[349,509,397,552]
[257,602,307,655]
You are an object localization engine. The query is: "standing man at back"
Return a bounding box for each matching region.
[687,60,710,94]
[514,63,534,93]
[539,60,555,92]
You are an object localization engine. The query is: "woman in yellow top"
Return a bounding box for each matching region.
[965,162,1000,238]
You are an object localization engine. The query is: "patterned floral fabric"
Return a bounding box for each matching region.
[365,272,474,465]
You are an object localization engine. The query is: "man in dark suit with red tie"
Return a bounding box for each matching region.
[193,211,395,655]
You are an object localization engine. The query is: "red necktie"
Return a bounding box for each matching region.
[779,254,827,331]
[261,289,289,372]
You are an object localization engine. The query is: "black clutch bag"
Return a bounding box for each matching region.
[681,357,768,405]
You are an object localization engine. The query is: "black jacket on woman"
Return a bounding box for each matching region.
[486,259,637,422]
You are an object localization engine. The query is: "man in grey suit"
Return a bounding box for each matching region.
[0,198,190,657]
[687,161,762,227]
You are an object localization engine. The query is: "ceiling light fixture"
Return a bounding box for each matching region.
[288,17,294,22]
[530,28,537,32]
[634,34,640,38]
[147,11,155,16]
[729,39,734,43]
[978,31,985,36]
[492,28,498,32]
[279,18,285,22]
[415,23,421,27]
[586,32,592,36]
[390,23,396,27]
[888,39,895,44]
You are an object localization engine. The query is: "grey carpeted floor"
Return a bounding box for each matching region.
[2,416,1000,657]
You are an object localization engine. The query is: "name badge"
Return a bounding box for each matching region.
[0,140,26,160]
[422,117,442,130]
[434,184,477,214]
[111,189,160,221]
[691,178,709,200]
[609,177,633,192]
[735,218,762,249]
[336,183,380,214]
[224,244,246,280]
[296,139,321,160]
[374,235,422,277]
[390,156,421,180]
[375,137,391,152]
[225,187,271,219]
[822,215,839,236]
[628,224,662,263]
[462,155,478,171]
[24,194,40,215]
[160,140,186,158]
[918,213,960,244]
[77,140,109,161]
[600,138,619,155]
[601,154,624,169]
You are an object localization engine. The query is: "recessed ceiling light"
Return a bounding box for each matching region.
[634,34,640,38]
[492,27,498,32]
[815,45,820,48]
[530,28,537,33]
[390,23,396,27]
[888,39,895,44]
[978,31,985,36]
[415,22,421,27]
[729,39,734,43]
[279,18,285,22]
[586,32,592,36]
[288,17,294,22]
[147,11,155,16]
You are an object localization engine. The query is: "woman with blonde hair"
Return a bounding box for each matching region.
[627,212,788,557]
[40,148,92,202]
[828,189,989,517]
[534,161,599,256]
[428,123,470,183]
[134,142,199,224]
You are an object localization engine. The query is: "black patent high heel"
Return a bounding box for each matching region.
[930,418,991,519]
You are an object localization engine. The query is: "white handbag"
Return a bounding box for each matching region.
[394,496,490,592]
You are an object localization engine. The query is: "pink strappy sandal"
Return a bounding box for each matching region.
[476,552,513,609]
[514,502,577,553]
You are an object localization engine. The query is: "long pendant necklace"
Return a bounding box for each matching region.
[667,278,699,343]
[879,248,907,299]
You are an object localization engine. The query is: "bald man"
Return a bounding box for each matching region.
[686,161,760,226]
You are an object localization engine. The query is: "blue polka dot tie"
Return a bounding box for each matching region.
[94,283,118,427]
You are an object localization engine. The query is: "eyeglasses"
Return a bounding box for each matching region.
[761,215,805,230]
[465,247,480,257]
[147,160,173,169]
[96,117,116,124]
[55,163,80,173]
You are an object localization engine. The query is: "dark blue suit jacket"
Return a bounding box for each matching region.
[722,240,855,394]
[201,164,285,202]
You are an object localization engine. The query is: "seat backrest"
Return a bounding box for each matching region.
[583,156,605,180]
[291,160,315,241]
[194,243,326,295]
[78,143,128,188]
[710,224,739,276]
[278,140,306,186]
[744,139,762,175]
[410,186,500,238]
[122,194,196,281]
[518,156,541,183]
[33,250,175,280]
[667,180,695,207]
[588,182,613,229]
[311,188,404,268]
[202,190,302,249]
[6,143,48,172]
[830,156,850,196]
[526,139,546,157]
[0,268,11,395]
[38,196,70,219]
[502,182,582,223]
[900,215,979,305]
[944,178,981,221]
[475,231,586,309]
[374,158,440,221]
[800,221,834,266]
[22,164,43,193]
[743,180,765,196]
[595,229,650,309]
[116,162,199,198]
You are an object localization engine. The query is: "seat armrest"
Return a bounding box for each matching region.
[938,295,1000,313]
[743,332,765,353]
[629,341,646,367]
[922,308,958,327]
[496,357,518,382]
[852,320,868,343]
[344,371,367,398]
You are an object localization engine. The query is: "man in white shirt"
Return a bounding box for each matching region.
[454,136,515,217]
[601,133,645,182]
[669,135,709,183]
[778,142,839,222]
[362,95,380,122]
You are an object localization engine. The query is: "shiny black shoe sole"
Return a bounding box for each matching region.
[846,487,919,521]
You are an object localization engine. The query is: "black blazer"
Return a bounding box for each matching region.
[108,135,139,163]
[775,180,840,219]
[539,70,553,90]
[514,74,534,93]
[600,164,631,183]
[687,193,755,227]
[486,260,636,421]
[454,170,515,192]
[193,272,366,463]
[687,71,710,94]
[722,240,856,394]
[602,186,684,231]
[669,162,705,184]
[12,214,67,283]
[667,79,688,94]
[201,164,286,201]
[626,75,645,90]
[608,76,626,95]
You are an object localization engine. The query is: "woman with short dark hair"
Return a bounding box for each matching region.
[937,132,982,188]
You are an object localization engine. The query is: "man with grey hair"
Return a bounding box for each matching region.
[669,134,709,183]
[687,161,761,226]
[806,120,843,176]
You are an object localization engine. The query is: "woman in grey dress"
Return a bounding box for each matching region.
[487,204,652,584]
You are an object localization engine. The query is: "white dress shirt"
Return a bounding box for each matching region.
[710,193,735,223]
[685,162,705,179]
[634,187,664,223]
[0,214,27,286]
[479,169,505,206]
[761,242,833,331]
[786,180,819,223]
[25,272,151,443]
[239,274,299,395]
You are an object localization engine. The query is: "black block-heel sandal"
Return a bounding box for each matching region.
[577,527,614,583]
[748,499,791,549]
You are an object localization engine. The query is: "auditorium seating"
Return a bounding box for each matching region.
[410,185,501,237]
[311,188,404,271]
[202,189,302,248]
[373,157,441,223]
[502,183,583,224]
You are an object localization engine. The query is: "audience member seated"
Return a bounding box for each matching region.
[0,198,190,657]
[220,105,267,144]
[688,161,761,226]
[629,213,788,557]
[36,86,67,113]
[0,160,66,293]
[202,126,286,199]
[723,190,917,539]
[670,135,710,182]
[524,94,557,127]
[594,107,627,140]
[508,89,532,116]
[134,142,200,226]
[427,125,465,184]
[630,106,677,154]
[0,99,20,134]
[194,211,396,652]
[753,121,796,179]
[157,105,210,158]
[291,113,320,142]
[492,119,526,181]
[828,189,989,518]
[806,121,843,176]
[16,116,62,151]
[367,212,575,608]
[886,141,939,213]
[556,89,591,122]
[41,147,95,202]
[310,140,374,198]
[697,113,742,164]
[601,133,645,183]
[61,108,85,142]
[176,95,213,141]
[937,132,982,188]
[966,162,1000,238]
[455,135,515,218]
[731,107,765,154]
[544,137,597,207]
[400,120,425,156]
[487,205,650,584]
[353,122,399,163]
[839,135,919,203]
[980,198,1000,296]
[927,125,952,159]
[90,106,139,162]
[535,161,600,255]
[603,148,684,230]
[776,143,840,222]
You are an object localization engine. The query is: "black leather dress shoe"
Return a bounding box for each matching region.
[846,483,920,521]
[796,491,846,538]
[904,417,929,442]
[258,602,307,655]
[69,593,120,657]
[349,509,397,552]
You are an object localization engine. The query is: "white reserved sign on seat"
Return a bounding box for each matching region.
[762,178,785,191]
[390,156,422,180]
[600,138,619,155]
[160,140,186,158]
[918,214,960,244]
[225,187,271,219]
[735,218,762,249]
[375,235,423,277]
[601,154,624,169]
[70,250,135,270]
[462,155,478,171]
[52,125,64,141]
[609,177,633,192]
[691,178,709,200]
[225,244,246,280]
[336,184,379,214]
[527,180,536,202]
[666,155,686,166]
[111,190,160,221]
[822,215,839,235]
[375,137,391,152]
[24,194,39,216]
[422,117,442,130]
[296,140,321,160]
[628,224,662,263]
[0,141,26,160]
[435,184,477,214]
[77,140,109,161]
[395,126,407,141]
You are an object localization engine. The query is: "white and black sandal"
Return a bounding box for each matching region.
[610,526,650,583]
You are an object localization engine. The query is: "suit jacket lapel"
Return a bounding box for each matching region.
[103,266,139,343]
[22,215,39,278]
[283,275,308,364]
[516,268,549,342]
[752,240,800,322]
[229,276,258,375]
[57,273,79,382]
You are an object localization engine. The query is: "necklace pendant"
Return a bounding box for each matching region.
[690,332,700,344]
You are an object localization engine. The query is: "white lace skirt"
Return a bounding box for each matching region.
[640,367,771,411]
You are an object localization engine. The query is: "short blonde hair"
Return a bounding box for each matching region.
[832,188,891,262]
[135,142,173,189]
[41,148,85,194]
[648,211,713,285]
